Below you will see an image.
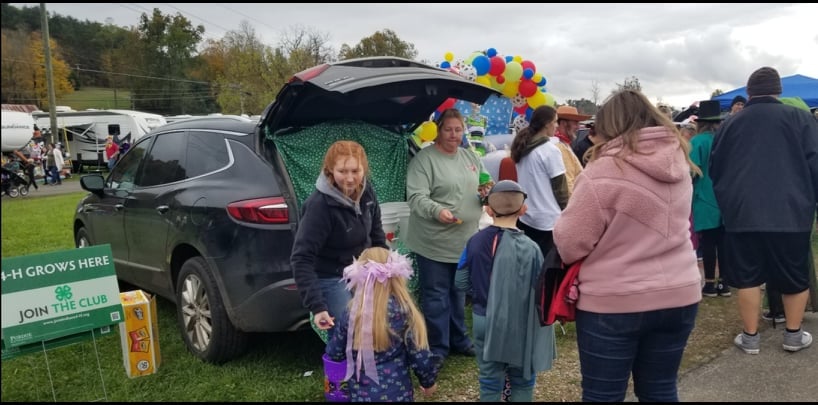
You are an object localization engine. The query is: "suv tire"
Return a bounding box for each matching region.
[176,256,248,364]
[75,226,91,248]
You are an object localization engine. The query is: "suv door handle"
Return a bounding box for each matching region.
[156,205,169,214]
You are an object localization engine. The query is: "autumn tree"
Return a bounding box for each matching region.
[711,89,724,97]
[565,99,597,116]
[1,28,32,104]
[208,22,281,115]
[615,75,642,92]
[589,80,600,114]
[338,29,417,60]
[130,8,208,115]
[279,25,336,73]
[1,29,74,108]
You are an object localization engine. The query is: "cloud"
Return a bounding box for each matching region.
[12,2,818,109]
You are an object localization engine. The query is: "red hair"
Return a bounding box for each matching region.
[322,140,370,179]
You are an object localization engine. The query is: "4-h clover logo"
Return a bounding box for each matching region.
[55,285,73,301]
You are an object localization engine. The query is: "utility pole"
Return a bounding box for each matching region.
[41,3,58,146]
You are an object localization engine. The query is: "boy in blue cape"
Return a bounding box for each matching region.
[455,180,556,401]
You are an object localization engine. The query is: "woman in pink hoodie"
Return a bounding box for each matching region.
[554,89,702,402]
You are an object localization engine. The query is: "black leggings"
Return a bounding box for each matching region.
[516,220,553,258]
[699,226,726,283]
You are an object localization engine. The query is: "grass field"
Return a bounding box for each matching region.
[56,87,132,111]
[0,192,815,401]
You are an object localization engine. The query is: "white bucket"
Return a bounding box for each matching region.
[382,216,400,249]
[381,202,410,244]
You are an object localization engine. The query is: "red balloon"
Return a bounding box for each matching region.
[518,79,537,98]
[437,97,456,112]
[496,75,505,84]
[489,56,506,76]
[521,60,537,73]
[514,104,528,115]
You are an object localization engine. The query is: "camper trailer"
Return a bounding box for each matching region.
[32,109,167,172]
[1,110,35,152]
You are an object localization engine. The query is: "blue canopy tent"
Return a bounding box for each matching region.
[711,74,818,110]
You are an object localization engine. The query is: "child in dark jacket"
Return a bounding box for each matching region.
[455,180,557,401]
[326,247,442,402]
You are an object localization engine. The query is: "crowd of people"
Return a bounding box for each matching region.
[290,66,817,402]
[2,137,72,196]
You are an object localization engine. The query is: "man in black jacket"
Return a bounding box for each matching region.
[710,66,818,355]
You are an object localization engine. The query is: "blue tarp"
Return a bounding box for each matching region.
[711,74,818,110]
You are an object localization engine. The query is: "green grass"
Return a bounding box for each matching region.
[57,87,132,111]
[3,193,814,401]
[0,192,582,401]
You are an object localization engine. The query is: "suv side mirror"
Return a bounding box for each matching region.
[80,174,105,195]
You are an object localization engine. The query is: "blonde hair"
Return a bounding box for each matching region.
[587,89,701,176]
[349,247,428,352]
[434,108,465,130]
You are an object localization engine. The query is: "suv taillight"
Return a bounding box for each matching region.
[227,197,289,224]
[289,64,330,83]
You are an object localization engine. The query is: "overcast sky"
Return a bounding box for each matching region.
[12,3,818,108]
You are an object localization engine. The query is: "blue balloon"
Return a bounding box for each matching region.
[440,61,451,69]
[505,55,513,63]
[472,55,491,76]
[539,77,547,87]
[487,48,497,58]
[523,68,534,80]
[525,107,533,121]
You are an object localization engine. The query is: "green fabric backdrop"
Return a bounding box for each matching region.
[270,120,409,209]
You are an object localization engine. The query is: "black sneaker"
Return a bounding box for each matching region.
[761,311,785,324]
[717,282,731,297]
[702,283,717,298]
[452,345,476,357]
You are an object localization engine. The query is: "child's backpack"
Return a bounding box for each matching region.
[536,247,582,326]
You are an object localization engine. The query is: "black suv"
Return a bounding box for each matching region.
[74,57,498,363]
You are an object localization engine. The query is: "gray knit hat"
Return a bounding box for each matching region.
[746,67,782,97]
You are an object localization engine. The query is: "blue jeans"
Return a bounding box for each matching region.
[473,313,535,402]
[48,166,61,184]
[576,303,698,402]
[317,277,351,323]
[415,254,471,357]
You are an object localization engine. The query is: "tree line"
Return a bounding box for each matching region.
[0,4,417,115]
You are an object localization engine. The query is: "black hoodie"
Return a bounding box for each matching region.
[290,173,387,314]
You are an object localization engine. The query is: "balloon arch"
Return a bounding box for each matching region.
[416,48,557,144]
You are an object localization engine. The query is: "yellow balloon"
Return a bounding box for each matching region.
[501,81,520,98]
[544,92,556,107]
[532,73,543,83]
[527,91,547,109]
[489,76,505,91]
[419,121,438,141]
[475,75,491,87]
[444,52,454,62]
[513,55,523,63]
[504,62,523,83]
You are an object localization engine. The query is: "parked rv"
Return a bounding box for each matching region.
[1,110,35,152]
[32,109,167,172]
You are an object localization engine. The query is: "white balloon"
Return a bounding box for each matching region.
[460,65,477,81]
[512,115,529,131]
[511,94,527,108]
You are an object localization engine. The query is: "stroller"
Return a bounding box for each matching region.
[1,166,30,198]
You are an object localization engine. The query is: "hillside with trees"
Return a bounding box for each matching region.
[1,4,425,115]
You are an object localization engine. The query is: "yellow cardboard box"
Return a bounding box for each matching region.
[119,290,161,378]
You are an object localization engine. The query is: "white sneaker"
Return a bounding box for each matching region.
[782,330,813,352]
[734,332,760,355]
